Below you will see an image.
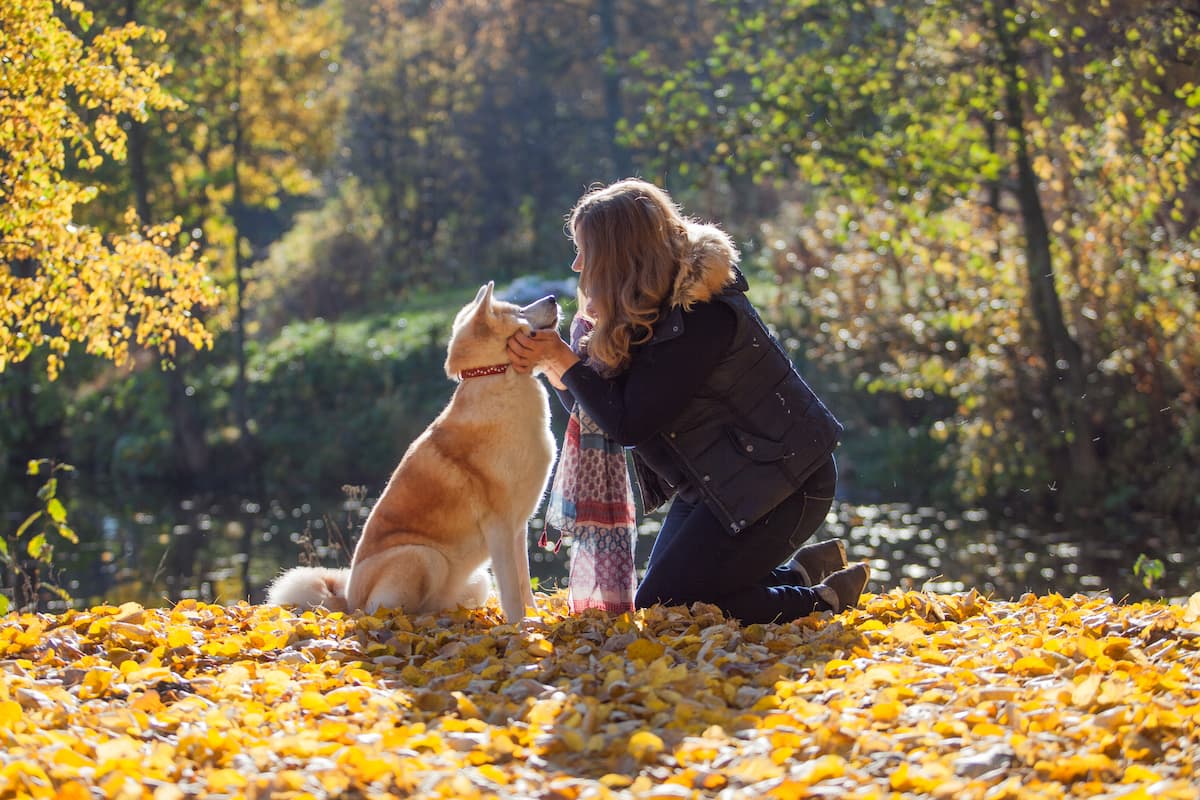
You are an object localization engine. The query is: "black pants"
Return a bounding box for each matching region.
[635,456,838,624]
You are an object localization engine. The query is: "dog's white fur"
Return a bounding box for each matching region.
[266,283,558,622]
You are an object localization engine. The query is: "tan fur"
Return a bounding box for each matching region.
[267,283,558,622]
[670,222,739,311]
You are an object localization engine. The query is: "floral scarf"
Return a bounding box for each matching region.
[542,316,637,613]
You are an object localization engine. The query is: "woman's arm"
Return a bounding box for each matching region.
[507,328,579,390]
[560,301,736,445]
[552,384,576,413]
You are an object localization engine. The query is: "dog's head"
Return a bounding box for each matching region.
[445,282,561,380]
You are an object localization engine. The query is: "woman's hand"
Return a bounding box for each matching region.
[507,329,579,390]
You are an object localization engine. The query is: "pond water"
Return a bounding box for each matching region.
[3,486,1194,613]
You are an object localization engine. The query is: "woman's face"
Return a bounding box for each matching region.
[570,226,585,273]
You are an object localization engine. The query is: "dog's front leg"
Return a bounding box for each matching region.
[486,521,536,622]
[512,524,538,614]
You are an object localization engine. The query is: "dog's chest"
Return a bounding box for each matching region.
[496,409,555,473]
[453,380,555,472]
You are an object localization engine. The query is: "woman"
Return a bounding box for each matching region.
[508,179,870,623]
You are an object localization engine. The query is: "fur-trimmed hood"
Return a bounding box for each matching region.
[670,221,741,310]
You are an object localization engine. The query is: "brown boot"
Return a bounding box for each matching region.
[814,563,871,613]
[786,539,848,584]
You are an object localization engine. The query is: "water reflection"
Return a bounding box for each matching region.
[7,489,1194,612]
[825,503,1194,602]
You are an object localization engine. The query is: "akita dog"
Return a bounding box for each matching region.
[267,283,559,622]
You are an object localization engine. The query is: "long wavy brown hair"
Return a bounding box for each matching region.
[568,179,688,375]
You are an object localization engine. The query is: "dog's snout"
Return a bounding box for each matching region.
[520,294,561,330]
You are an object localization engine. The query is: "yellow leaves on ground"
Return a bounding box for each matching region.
[0,589,1198,799]
[627,730,665,763]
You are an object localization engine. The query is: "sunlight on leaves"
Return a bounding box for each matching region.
[0,589,1198,797]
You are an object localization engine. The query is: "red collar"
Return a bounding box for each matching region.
[459,363,510,380]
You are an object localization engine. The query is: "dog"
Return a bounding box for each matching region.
[267,282,559,622]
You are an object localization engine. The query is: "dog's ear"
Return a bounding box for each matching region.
[472,282,493,305]
[470,281,496,318]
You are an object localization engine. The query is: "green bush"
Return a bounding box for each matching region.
[247,306,458,495]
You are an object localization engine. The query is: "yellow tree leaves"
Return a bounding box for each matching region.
[0,0,218,379]
[1,589,1199,798]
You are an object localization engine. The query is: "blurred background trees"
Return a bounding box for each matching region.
[631,0,1199,517]
[1,0,1196,592]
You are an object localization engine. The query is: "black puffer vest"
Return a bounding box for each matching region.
[632,271,843,535]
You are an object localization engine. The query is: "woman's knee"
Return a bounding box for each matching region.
[635,572,696,609]
[633,584,656,609]
[634,576,672,609]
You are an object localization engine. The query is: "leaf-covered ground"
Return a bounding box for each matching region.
[2,590,1199,799]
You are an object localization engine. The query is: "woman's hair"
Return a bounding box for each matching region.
[568,179,688,375]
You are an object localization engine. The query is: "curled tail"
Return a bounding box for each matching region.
[266,566,350,613]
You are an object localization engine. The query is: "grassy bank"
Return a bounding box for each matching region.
[2,590,1198,798]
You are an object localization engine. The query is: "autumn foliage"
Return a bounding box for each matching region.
[0,0,218,379]
[2,589,1198,798]
[632,0,1200,515]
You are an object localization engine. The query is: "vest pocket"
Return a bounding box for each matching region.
[727,427,790,462]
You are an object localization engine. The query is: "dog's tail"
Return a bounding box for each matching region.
[266,566,350,613]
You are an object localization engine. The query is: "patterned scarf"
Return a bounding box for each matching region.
[542,317,637,613]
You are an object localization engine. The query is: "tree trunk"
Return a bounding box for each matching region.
[597,0,631,178]
[984,116,1003,264]
[230,5,260,600]
[165,367,210,481]
[993,0,1100,508]
[230,6,254,471]
[118,0,211,488]
[124,0,152,223]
